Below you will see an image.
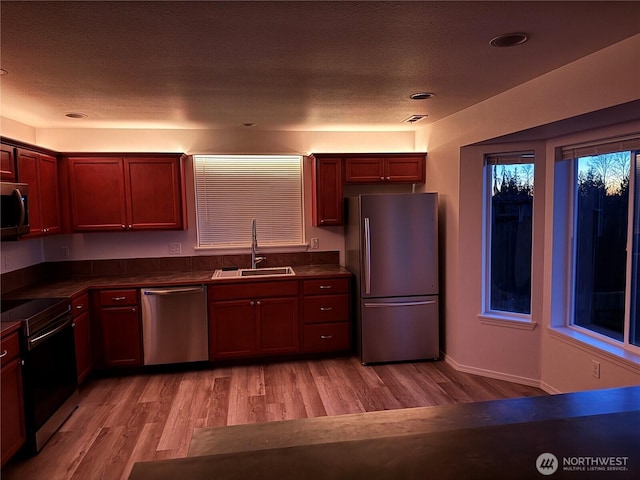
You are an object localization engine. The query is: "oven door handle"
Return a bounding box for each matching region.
[28,315,73,350]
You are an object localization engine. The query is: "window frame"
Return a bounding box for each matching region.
[481,151,536,324]
[562,139,640,356]
[192,154,306,251]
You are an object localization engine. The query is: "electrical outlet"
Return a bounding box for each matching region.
[3,255,11,268]
[169,243,182,254]
[311,238,319,249]
[591,360,601,379]
[60,246,70,259]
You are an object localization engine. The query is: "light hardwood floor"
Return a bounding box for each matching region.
[2,356,545,480]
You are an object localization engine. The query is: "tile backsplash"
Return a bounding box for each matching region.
[0,251,340,295]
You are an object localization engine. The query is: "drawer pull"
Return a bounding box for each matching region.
[0,350,7,358]
[320,335,334,340]
[112,296,127,301]
[320,307,333,311]
[76,304,84,309]
[319,285,333,289]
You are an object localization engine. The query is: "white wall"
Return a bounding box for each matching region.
[417,35,640,391]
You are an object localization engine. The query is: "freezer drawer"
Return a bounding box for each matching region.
[360,296,439,364]
[141,286,209,365]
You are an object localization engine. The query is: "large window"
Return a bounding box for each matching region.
[193,155,304,248]
[564,136,640,348]
[484,152,535,317]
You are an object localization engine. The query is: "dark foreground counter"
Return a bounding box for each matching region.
[129,386,640,480]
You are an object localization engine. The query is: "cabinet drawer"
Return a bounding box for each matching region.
[303,323,350,353]
[303,278,349,295]
[71,293,90,316]
[0,332,20,363]
[210,280,298,301]
[303,295,349,324]
[99,289,138,306]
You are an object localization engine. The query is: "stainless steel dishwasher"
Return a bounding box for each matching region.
[140,285,208,365]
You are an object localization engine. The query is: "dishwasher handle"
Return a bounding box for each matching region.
[143,286,205,296]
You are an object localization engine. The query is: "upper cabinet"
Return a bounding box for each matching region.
[62,154,186,232]
[311,155,343,227]
[310,153,426,226]
[345,154,425,184]
[16,149,62,237]
[1,143,16,181]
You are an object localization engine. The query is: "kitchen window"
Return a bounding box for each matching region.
[562,137,640,350]
[483,152,535,320]
[193,155,304,248]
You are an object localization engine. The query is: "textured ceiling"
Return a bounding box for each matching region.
[1,1,639,131]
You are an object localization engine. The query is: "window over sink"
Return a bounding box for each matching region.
[193,155,304,249]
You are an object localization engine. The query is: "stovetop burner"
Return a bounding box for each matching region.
[0,297,71,337]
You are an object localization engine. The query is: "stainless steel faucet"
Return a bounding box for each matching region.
[251,218,265,269]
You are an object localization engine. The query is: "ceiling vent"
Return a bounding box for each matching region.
[403,114,428,123]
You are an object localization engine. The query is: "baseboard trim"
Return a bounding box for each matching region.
[443,353,556,393]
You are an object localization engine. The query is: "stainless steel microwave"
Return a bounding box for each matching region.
[1,182,30,240]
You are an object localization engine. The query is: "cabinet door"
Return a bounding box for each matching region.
[312,157,343,226]
[345,157,384,183]
[124,157,184,230]
[385,155,425,183]
[258,296,299,354]
[100,306,142,367]
[16,149,42,236]
[1,336,26,466]
[1,143,16,181]
[38,154,62,235]
[68,157,128,231]
[73,310,92,383]
[210,300,258,359]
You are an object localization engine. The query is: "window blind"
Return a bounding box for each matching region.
[485,151,535,165]
[561,135,640,160]
[194,155,303,247]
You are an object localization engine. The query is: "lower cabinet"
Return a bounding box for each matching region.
[302,278,351,353]
[1,331,26,467]
[209,281,299,360]
[72,292,92,383]
[94,289,142,368]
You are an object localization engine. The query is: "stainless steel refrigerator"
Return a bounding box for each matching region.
[346,193,439,364]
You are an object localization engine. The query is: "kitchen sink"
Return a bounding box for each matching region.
[212,266,296,279]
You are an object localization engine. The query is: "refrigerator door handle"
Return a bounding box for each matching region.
[364,217,371,294]
[363,300,437,308]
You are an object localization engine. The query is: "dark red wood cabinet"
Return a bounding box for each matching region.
[345,154,425,183]
[301,278,351,353]
[1,143,16,181]
[17,149,62,237]
[72,292,92,383]
[64,154,185,232]
[209,281,300,360]
[1,332,26,467]
[94,289,142,368]
[311,155,344,227]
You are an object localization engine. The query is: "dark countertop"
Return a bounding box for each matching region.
[4,264,352,300]
[129,386,640,480]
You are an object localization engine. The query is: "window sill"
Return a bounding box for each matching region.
[548,326,640,369]
[194,243,310,255]
[477,313,537,331]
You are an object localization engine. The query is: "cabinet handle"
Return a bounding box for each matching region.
[256,301,261,305]
[112,296,127,301]
[0,350,7,358]
[386,176,391,180]
[320,335,334,340]
[131,307,137,312]
[121,225,126,230]
[319,285,332,289]
[76,304,84,310]
[320,307,333,311]
[250,301,255,306]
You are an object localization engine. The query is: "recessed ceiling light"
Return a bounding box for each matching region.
[239,122,257,127]
[403,114,428,123]
[489,32,529,48]
[65,112,88,119]
[409,92,435,100]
